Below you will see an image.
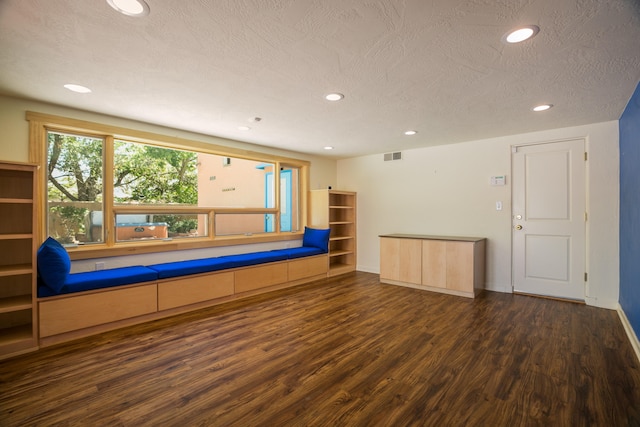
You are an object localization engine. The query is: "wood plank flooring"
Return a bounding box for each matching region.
[1,271,639,426]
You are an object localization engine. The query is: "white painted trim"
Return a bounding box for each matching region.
[356,265,378,274]
[617,303,640,364]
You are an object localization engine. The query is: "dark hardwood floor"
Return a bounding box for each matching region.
[1,272,639,426]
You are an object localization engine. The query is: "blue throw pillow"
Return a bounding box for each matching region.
[302,227,331,252]
[37,237,71,292]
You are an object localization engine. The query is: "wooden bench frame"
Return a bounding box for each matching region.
[38,254,328,347]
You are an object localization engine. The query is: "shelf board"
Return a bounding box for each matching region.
[0,198,33,204]
[329,249,353,257]
[330,236,354,241]
[329,205,353,209]
[0,234,33,240]
[329,221,354,225]
[0,295,33,314]
[328,263,355,277]
[0,265,32,277]
[0,324,34,346]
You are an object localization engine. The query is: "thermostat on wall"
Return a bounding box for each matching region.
[490,175,506,186]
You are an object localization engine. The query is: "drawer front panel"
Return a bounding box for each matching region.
[288,256,328,281]
[158,271,234,310]
[39,284,157,337]
[235,263,288,293]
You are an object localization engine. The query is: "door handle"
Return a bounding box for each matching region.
[515,225,523,230]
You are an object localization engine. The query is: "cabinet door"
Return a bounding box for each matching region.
[380,238,399,281]
[446,242,474,292]
[380,238,421,284]
[422,240,447,288]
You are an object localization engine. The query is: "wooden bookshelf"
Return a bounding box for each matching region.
[309,190,357,277]
[0,162,38,360]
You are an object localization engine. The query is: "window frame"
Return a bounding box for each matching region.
[28,111,310,260]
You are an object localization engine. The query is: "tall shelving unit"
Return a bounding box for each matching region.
[309,189,357,277]
[0,162,38,360]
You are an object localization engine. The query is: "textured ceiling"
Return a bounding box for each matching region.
[1,0,639,158]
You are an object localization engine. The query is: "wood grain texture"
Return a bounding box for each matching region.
[2,272,639,426]
[422,239,447,288]
[158,271,234,311]
[234,262,288,293]
[287,256,328,282]
[38,284,158,337]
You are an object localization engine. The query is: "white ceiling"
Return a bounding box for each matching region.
[1,0,639,159]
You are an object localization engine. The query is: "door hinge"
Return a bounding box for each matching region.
[584,272,588,282]
[584,152,588,161]
[584,212,588,221]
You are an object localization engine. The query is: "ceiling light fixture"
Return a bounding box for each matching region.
[324,146,334,150]
[404,130,417,136]
[325,93,344,101]
[503,25,540,44]
[532,104,553,112]
[107,0,150,17]
[238,126,251,131]
[64,84,92,93]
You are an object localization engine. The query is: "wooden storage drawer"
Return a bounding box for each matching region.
[158,271,234,310]
[39,284,157,337]
[288,256,328,281]
[235,262,288,293]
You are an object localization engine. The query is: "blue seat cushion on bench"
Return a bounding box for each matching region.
[272,247,325,259]
[37,266,158,297]
[226,250,290,268]
[37,237,71,293]
[302,227,331,252]
[148,257,236,280]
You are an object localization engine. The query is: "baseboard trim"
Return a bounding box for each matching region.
[617,304,640,364]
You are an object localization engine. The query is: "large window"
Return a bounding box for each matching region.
[31,113,308,251]
[47,132,104,244]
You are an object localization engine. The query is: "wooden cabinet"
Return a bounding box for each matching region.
[0,162,38,359]
[380,237,422,285]
[309,190,356,277]
[380,234,486,298]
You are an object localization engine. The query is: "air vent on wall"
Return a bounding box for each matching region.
[384,151,402,161]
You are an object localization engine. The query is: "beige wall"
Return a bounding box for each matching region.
[337,121,620,309]
[0,95,338,189]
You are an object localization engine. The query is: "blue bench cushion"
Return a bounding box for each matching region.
[149,257,235,279]
[38,245,326,298]
[38,266,158,297]
[37,237,71,292]
[225,250,289,268]
[272,247,325,259]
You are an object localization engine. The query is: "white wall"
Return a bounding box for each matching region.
[337,121,619,309]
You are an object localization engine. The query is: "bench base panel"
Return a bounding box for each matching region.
[38,255,329,347]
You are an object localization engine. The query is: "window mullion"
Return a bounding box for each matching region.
[274,162,281,233]
[104,136,115,246]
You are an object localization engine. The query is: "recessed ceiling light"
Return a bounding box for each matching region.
[64,84,92,93]
[325,93,344,101]
[532,104,553,112]
[107,0,150,17]
[503,25,540,44]
[404,130,417,136]
[238,126,251,131]
[324,146,334,150]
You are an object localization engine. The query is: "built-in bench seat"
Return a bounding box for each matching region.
[36,227,331,347]
[37,265,159,297]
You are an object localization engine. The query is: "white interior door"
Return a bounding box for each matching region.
[512,139,586,300]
